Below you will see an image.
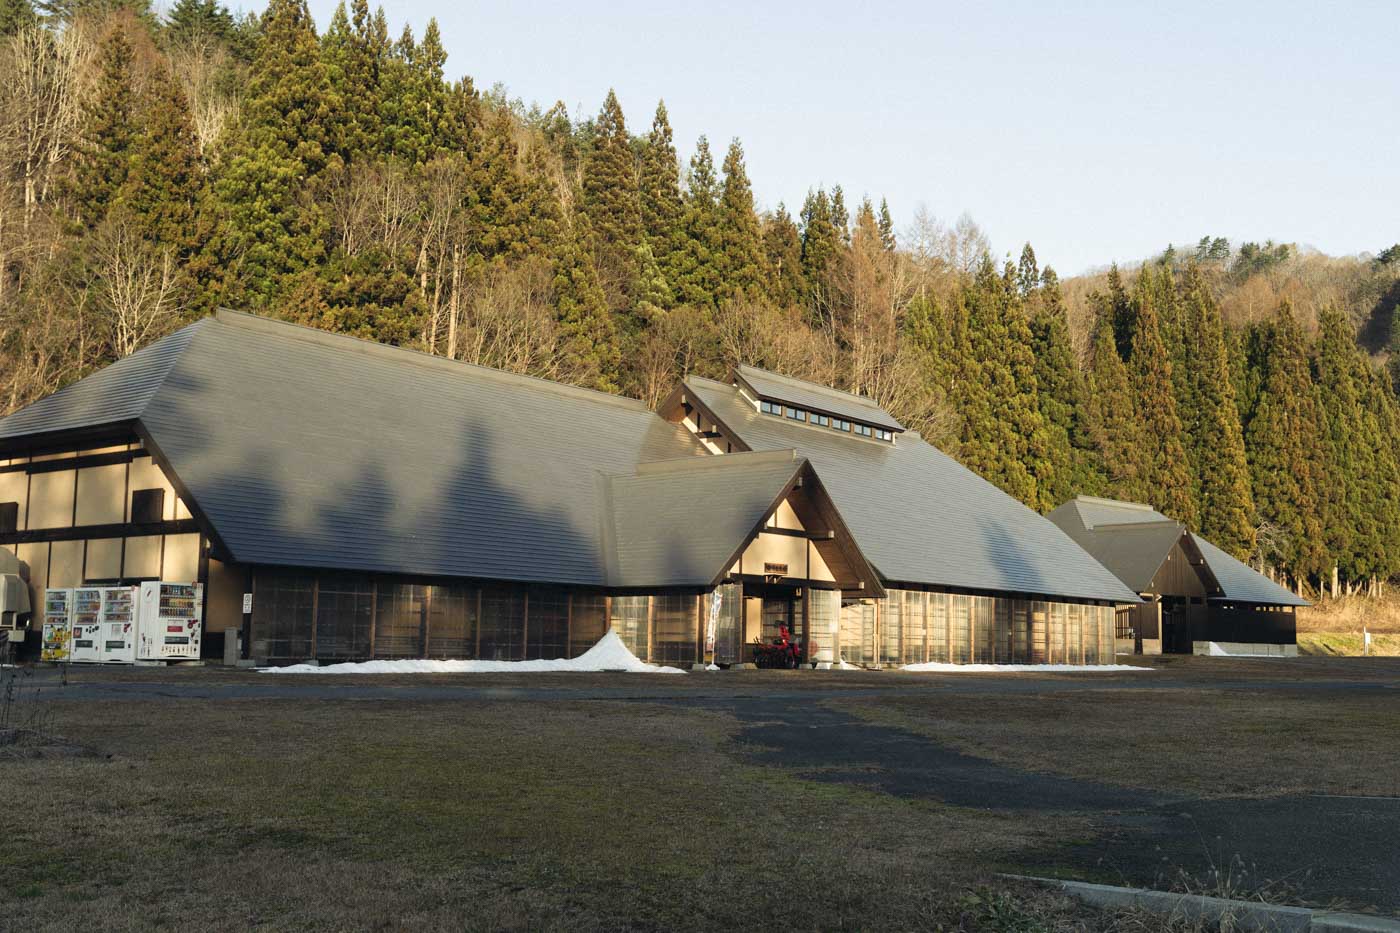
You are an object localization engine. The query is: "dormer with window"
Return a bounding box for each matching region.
[730,365,905,445]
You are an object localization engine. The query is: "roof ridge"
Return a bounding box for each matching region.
[134,319,212,417]
[1074,495,1156,511]
[209,308,652,415]
[628,449,799,476]
[1093,518,1182,529]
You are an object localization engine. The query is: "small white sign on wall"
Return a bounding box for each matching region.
[242,593,253,614]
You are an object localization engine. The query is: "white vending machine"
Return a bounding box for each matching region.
[136,582,203,661]
[99,586,138,664]
[68,587,105,663]
[41,588,73,662]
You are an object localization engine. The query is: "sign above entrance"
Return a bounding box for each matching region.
[764,562,788,578]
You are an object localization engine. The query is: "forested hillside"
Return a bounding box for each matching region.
[2,0,1398,597]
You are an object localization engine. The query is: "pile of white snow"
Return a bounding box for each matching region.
[264,630,685,674]
[901,661,1150,673]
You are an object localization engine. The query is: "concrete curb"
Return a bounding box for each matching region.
[1003,875,1400,932]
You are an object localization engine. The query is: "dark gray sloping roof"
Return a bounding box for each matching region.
[1048,497,1309,607]
[734,365,905,432]
[685,376,1140,604]
[0,324,197,444]
[1050,496,1170,530]
[1051,518,1186,593]
[604,451,805,588]
[1190,535,1310,607]
[2,311,747,588]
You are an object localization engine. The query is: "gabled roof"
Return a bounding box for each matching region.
[679,376,1141,604]
[604,451,809,588]
[734,365,905,432]
[1050,515,1190,593]
[1051,495,1172,530]
[2,311,858,590]
[1047,497,1309,607]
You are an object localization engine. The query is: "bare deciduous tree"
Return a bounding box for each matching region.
[90,219,182,357]
[167,34,240,153]
[1,26,94,225]
[451,258,575,382]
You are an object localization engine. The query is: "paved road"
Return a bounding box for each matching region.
[18,662,1400,914]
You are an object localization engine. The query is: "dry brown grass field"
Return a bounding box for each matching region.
[1297,593,1400,656]
[1,657,1397,931]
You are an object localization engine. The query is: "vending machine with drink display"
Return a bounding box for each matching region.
[68,587,105,663]
[41,588,73,662]
[99,586,138,664]
[136,582,203,661]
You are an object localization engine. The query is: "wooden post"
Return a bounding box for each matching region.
[521,588,530,661]
[645,596,655,663]
[474,589,483,659]
[872,598,880,669]
[420,585,431,658]
[309,576,319,661]
[368,580,377,659]
[695,593,704,665]
[566,591,573,658]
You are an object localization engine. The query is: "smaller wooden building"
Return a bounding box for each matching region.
[1047,497,1308,657]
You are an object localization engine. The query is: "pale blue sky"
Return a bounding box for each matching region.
[297,0,1397,275]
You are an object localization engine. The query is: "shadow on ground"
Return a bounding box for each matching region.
[730,698,1400,916]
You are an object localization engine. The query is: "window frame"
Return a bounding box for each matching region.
[130,488,165,524]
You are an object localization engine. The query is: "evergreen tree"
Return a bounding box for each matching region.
[901,289,964,450]
[668,135,722,307]
[631,240,672,322]
[164,0,233,43]
[579,89,641,306]
[1128,281,1196,525]
[1357,367,1400,583]
[1312,307,1377,582]
[71,24,138,228]
[957,258,1043,507]
[120,61,203,249]
[0,0,35,35]
[1083,311,1147,500]
[637,101,682,255]
[1180,265,1254,557]
[205,0,336,305]
[1104,264,1134,360]
[762,204,804,309]
[799,188,838,315]
[320,0,386,161]
[715,138,766,302]
[1028,266,1097,505]
[554,220,620,392]
[1016,243,1039,298]
[829,185,849,244]
[375,19,452,166]
[876,197,895,252]
[1245,302,1327,584]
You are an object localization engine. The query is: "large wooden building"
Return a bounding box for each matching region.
[1047,497,1307,657]
[0,311,1139,667]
